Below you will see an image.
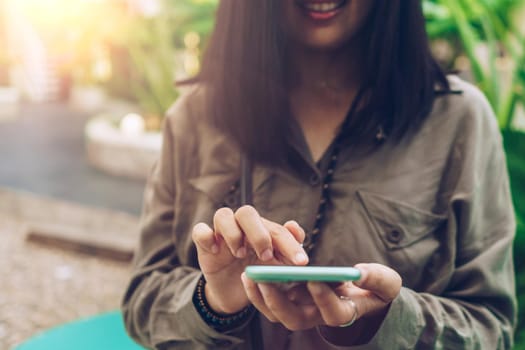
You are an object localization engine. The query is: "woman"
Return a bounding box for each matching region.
[122,0,517,349]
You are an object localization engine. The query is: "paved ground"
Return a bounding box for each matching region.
[0,102,145,216]
[0,214,133,349]
[0,102,147,349]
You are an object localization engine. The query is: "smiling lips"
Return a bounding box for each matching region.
[296,0,348,21]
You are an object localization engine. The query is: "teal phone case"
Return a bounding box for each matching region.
[245,265,361,282]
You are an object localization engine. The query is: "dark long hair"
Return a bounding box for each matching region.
[193,0,449,164]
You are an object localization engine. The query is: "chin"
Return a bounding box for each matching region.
[299,31,356,52]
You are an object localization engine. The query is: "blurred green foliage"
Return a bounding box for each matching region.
[505,130,525,349]
[424,0,525,130]
[423,1,525,346]
[103,0,218,125]
[112,0,217,120]
[167,0,218,44]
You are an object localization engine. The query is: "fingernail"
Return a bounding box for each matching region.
[236,247,247,258]
[285,220,297,227]
[260,248,274,261]
[211,244,219,254]
[295,252,308,264]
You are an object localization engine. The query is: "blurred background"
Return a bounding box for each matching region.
[0,0,524,349]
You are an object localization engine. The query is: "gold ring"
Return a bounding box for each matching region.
[338,296,358,327]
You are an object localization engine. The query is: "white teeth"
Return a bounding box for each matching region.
[304,1,343,13]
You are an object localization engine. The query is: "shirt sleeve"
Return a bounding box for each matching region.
[320,89,517,349]
[121,97,257,350]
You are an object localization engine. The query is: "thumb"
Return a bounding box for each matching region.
[353,263,402,302]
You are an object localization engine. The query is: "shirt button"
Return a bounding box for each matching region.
[309,173,321,186]
[387,229,403,244]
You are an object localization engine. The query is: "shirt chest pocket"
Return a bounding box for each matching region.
[356,190,448,288]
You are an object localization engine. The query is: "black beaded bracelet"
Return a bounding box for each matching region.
[193,276,254,331]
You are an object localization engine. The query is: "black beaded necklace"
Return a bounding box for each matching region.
[302,87,366,255]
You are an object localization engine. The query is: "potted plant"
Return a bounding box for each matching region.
[83,0,217,179]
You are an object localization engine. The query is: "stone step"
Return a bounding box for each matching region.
[0,187,140,262]
[25,223,135,262]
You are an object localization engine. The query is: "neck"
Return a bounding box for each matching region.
[286,42,364,95]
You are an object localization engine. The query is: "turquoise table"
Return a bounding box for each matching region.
[15,311,145,350]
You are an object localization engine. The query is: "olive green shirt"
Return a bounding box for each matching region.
[122,76,517,349]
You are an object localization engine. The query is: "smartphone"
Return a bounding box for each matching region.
[245,265,361,283]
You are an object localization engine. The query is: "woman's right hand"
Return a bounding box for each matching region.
[192,205,309,314]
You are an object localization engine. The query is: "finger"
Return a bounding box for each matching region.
[192,222,218,254]
[307,282,358,327]
[262,219,308,265]
[235,206,273,261]
[287,283,315,305]
[353,263,402,302]
[214,207,246,258]
[258,283,320,331]
[241,273,278,322]
[283,220,306,244]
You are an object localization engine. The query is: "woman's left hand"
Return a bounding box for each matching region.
[241,263,402,331]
